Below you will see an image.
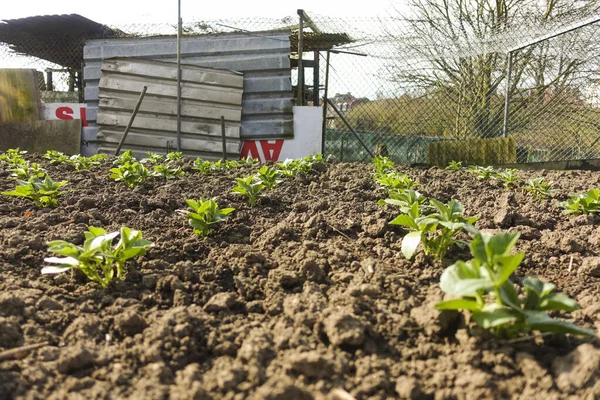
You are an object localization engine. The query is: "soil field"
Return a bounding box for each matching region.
[1,154,600,400]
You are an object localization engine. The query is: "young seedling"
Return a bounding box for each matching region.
[233,175,266,206]
[2,176,67,208]
[436,231,596,338]
[256,166,281,189]
[468,165,498,181]
[522,177,554,200]
[152,164,184,180]
[43,150,69,164]
[10,162,46,181]
[109,162,153,187]
[141,152,165,165]
[166,151,183,161]
[495,168,520,191]
[177,198,235,237]
[561,189,600,215]
[372,155,395,176]
[42,226,154,288]
[225,160,242,169]
[0,148,27,168]
[113,150,136,166]
[390,198,477,260]
[378,189,426,212]
[445,161,463,171]
[67,155,102,171]
[277,158,312,177]
[375,172,419,193]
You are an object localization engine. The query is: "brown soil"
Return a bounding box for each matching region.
[1,155,600,400]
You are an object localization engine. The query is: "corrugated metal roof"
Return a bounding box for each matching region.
[83,30,294,142]
[96,58,243,158]
[0,14,122,69]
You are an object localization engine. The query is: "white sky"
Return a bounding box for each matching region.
[1,1,401,98]
[3,0,396,24]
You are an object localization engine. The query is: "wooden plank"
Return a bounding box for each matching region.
[99,75,243,105]
[98,130,240,153]
[0,120,81,154]
[98,96,241,122]
[97,113,240,138]
[102,58,243,87]
[0,69,41,122]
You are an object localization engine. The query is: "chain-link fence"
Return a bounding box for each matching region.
[2,3,600,165]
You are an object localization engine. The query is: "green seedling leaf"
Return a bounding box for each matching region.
[401,231,421,259]
[435,298,481,311]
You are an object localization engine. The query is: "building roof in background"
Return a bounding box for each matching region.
[0,14,124,69]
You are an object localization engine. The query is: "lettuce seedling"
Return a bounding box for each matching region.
[523,177,554,200]
[390,199,477,260]
[468,165,498,180]
[2,176,67,208]
[177,198,235,236]
[67,155,102,171]
[436,231,596,338]
[277,158,312,177]
[0,148,27,168]
[375,172,419,192]
[445,161,463,171]
[110,162,152,187]
[141,152,165,165]
[378,189,426,212]
[113,150,136,166]
[166,151,183,161]
[233,175,265,206]
[42,226,154,288]
[372,156,395,176]
[43,150,69,164]
[561,189,600,215]
[152,164,184,180]
[256,166,281,189]
[10,162,46,181]
[494,169,520,191]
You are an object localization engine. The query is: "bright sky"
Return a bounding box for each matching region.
[3,0,396,24]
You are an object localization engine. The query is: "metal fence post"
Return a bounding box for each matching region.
[321,50,331,154]
[297,9,304,106]
[502,51,514,138]
[176,0,182,152]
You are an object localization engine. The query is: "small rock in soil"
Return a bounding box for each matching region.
[63,315,104,343]
[0,293,25,317]
[205,292,238,313]
[553,343,600,393]
[289,351,334,378]
[0,317,23,348]
[57,346,95,374]
[395,376,421,399]
[323,311,366,347]
[36,296,63,311]
[578,257,600,277]
[494,192,515,227]
[115,310,147,336]
[410,301,459,336]
[249,376,313,400]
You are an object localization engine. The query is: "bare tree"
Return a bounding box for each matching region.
[388,0,600,139]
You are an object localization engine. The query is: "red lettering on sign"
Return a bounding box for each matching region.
[259,140,284,162]
[56,106,74,120]
[80,107,88,127]
[240,141,261,161]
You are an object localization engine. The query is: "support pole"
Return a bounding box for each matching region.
[115,86,147,156]
[297,9,304,106]
[327,99,374,158]
[321,51,331,155]
[502,51,514,138]
[312,50,320,106]
[221,116,227,161]
[176,0,182,151]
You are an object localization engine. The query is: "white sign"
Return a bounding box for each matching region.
[41,103,88,126]
[240,106,323,162]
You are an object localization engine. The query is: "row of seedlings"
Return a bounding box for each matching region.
[373,156,596,338]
